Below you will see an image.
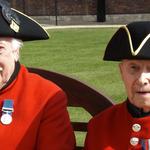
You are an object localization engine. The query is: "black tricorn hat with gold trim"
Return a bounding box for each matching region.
[0,0,49,41]
[103,21,150,61]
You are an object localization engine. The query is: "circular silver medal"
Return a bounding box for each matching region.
[1,113,12,125]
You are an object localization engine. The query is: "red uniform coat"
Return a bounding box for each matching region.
[84,101,150,150]
[0,65,75,150]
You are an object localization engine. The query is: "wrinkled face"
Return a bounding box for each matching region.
[119,59,150,112]
[0,37,19,89]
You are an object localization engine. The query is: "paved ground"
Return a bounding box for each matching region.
[42,24,123,29]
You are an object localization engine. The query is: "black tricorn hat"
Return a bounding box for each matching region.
[103,21,150,61]
[0,0,49,41]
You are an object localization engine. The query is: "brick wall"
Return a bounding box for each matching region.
[106,0,150,14]
[10,0,97,16]
[57,0,96,15]
[10,0,150,16]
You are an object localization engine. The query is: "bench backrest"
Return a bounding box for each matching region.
[28,67,114,150]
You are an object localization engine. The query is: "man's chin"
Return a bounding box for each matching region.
[133,98,150,110]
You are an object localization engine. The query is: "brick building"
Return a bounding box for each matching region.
[9,0,150,25]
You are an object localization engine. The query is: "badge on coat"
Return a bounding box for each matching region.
[1,100,14,125]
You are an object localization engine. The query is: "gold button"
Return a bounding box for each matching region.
[130,137,139,146]
[132,124,141,132]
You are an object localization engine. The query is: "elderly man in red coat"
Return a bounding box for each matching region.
[84,21,150,150]
[0,0,75,149]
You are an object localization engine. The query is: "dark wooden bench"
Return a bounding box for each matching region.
[28,67,114,150]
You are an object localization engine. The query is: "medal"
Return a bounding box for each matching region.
[1,113,12,125]
[1,100,14,125]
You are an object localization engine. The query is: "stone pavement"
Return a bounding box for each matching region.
[42,24,123,30]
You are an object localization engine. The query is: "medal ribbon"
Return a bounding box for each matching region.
[141,139,150,150]
[2,99,14,114]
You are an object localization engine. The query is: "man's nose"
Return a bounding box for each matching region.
[138,73,150,86]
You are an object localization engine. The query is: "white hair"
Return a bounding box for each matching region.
[11,38,23,50]
[11,38,23,61]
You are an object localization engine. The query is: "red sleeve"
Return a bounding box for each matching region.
[36,90,76,150]
[83,120,93,150]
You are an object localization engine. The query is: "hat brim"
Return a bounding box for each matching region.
[0,8,49,41]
